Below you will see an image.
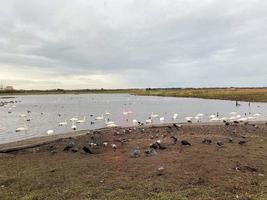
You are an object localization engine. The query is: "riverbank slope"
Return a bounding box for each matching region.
[0,123,266,200]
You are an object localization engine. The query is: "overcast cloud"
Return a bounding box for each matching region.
[0,0,267,89]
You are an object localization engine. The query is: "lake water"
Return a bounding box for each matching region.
[0,94,267,144]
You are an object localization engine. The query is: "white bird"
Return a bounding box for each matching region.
[105,112,111,115]
[230,112,237,115]
[196,113,204,117]
[103,142,108,147]
[111,144,117,150]
[47,130,54,135]
[159,117,164,122]
[238,117,248,122]
[151,112,159,118]
[253,113,261,117]
[77,116,86,123]
[172,113,178,120]
[71,121,77,130]
[58,121,68,126]
[132,119,138,124]
[209,115,216,119]
[95,114,104,120]
[15,127,27,132]
[146,119,152,124]
[107,123,118,127]
[19,114,27,118]
[185,116,193,121]
[123,111,132,115]
[70,117,78,122]
[209,117,220,122]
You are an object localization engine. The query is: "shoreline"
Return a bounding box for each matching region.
[1,121,266,153]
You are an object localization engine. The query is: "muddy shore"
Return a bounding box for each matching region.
[0,122,266,200]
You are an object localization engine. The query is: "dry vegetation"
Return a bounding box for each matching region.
[131,88,267,102]
[0,123,266,200]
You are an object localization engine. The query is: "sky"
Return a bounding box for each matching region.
[0,0,267,89]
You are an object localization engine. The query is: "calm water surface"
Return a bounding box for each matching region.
[0,94,266,144]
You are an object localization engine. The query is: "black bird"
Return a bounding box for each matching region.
[83,146,92,154]
[158,143,167,150]
[170,136,178,144]
[63,141,75,151]
[150,143,159,149]
[225,122,230,126]
[238,140,247,145]
[216,141,224,147]
[181,140,191,146]
[144,148,155,156]
[228,138,233,143]
[202,139,212,144]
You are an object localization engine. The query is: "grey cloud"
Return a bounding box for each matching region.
[0,0,267,89]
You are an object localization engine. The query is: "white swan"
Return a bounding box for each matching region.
[146,119,152,124]
[159,117,164,122]
[70,117,78,122]
[77,116,86,123]
[172,113,178,120]
[95,114,104,120]
[47,130,54,135]
[58,120,68,126]
[15,127,27,132]
[151,112,159,118]
[132,119,138,124]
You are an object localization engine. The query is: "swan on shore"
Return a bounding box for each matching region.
[47,130,54,135]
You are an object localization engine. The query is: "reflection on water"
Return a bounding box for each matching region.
[0,94,266,144]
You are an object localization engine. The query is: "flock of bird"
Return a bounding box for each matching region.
[0,100,263,137]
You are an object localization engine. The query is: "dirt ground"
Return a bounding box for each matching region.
[0,123,266,200]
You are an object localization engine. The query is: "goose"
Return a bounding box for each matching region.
[47,130,54,135]
[77,116,86,123]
